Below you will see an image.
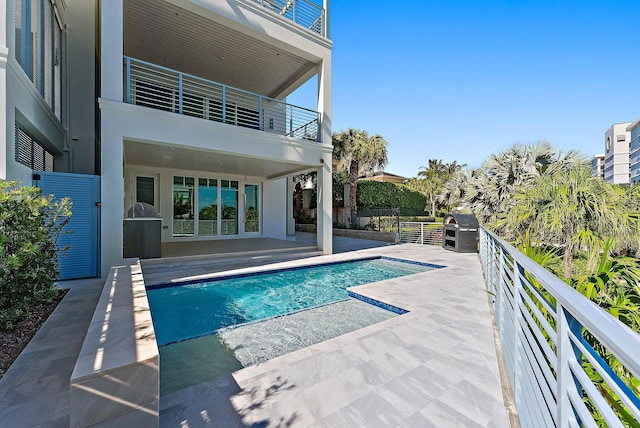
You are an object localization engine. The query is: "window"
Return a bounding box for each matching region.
[221,180,238,235]
[136,176,155,206]
[198,178,218,236]
[15,125,54,171]
[15,0,63,120]
[173,176,195,236]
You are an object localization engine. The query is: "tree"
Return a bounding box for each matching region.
[506,167,634,278]
[332,129,389,223]
[406,159,464,217]
[465,141,586,228]
[438,169,473,212]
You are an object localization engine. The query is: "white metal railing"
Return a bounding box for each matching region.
[399,222,442,245]
[251,0,325,36]
[124,57,321,143]
[480,226,640,428]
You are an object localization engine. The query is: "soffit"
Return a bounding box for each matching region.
[124,0,316,98]
[124,140,311,179]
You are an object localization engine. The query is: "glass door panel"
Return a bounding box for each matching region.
[244,184,260,233]
[198,178,218,236]
[221,180,238,235]
[173,176,195,236]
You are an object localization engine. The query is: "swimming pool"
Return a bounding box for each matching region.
[146,256,441,346]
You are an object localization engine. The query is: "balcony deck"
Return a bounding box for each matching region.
[124,57,321,143]
[0,234,513,427]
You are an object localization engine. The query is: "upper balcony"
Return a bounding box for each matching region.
[123,0,330,103]
[249,0,327,36]
[123,56,320,142]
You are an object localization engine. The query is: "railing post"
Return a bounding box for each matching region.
[259,96,263,131]
[317,112,321,142]
[511,254,524,405]
[289,105,293,136]
[125,57,131,104]
[178,73,183,114]
[557,306,582,427]
[222,85,227,124]
[420,223,424,245]
[292,0,297,24]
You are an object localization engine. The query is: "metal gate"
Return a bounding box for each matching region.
[35,172,100,279]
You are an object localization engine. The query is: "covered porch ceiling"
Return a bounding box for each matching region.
[123,0,319,99]
[123,140,315,180]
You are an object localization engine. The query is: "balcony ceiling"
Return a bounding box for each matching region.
[124,0,318,99]
[124,141,313,179]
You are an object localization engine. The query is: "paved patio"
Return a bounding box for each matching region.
[0,233,514,427]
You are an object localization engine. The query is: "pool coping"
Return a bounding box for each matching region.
[69,259,159,427]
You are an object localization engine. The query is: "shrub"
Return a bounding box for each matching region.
[0,181,71,329]
[294,209,316,225]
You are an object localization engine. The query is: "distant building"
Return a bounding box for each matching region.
[628,119,640,184]
[358,171,407,185]
[591,154,605,179]
[603,122,632,185]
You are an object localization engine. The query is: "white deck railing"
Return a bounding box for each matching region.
[124,57,321,143]
[250,0,325,36]
[479,227,640,428]
[398,222,442,245]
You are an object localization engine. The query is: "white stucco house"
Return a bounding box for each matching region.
[1,0,333,277]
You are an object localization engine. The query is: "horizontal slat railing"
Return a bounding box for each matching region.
[398,222,442,245]
[479,227,640,428]
[251,0,325,36]
[124,56,321,142]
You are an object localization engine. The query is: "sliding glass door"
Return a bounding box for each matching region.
[244,184,260,233]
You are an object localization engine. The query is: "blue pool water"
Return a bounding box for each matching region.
[147,257,440,346]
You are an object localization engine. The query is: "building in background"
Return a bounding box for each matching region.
[358,171,407,185]
[591,154,605,179]
[628,119,640,184]
[603,122,631,185]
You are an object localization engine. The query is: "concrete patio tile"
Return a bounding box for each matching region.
[373,375,440,418]
[316,390,409,427]
[439,379,508,426]
[415,398,485,428]
[1,238,514,427]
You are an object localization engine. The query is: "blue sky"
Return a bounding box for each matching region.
[288,0,640,177]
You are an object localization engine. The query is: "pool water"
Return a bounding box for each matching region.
[147,257,438,346]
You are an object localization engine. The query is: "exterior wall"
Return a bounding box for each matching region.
[64,0,97,174]
[1,0,96,181]
[628,119,640,184]
[591,154,604,179]
[603,122,631,185]
[262,177,287,239]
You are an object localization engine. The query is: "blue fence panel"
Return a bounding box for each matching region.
[36,172,100,279]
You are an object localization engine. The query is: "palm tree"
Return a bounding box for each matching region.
[409,159,464,217]
[332,129,389,223]
[506,166,631,278]
[438,169,473,212]
[465,141,587,228]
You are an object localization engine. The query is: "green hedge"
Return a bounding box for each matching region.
[356,181,426,211]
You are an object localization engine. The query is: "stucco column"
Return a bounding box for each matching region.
[101,0,123,101]
[317,156,332,254]
[100,107,125,277]
[286,176,295,236]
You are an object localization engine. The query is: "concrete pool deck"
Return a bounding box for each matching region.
[0,234,514,427]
